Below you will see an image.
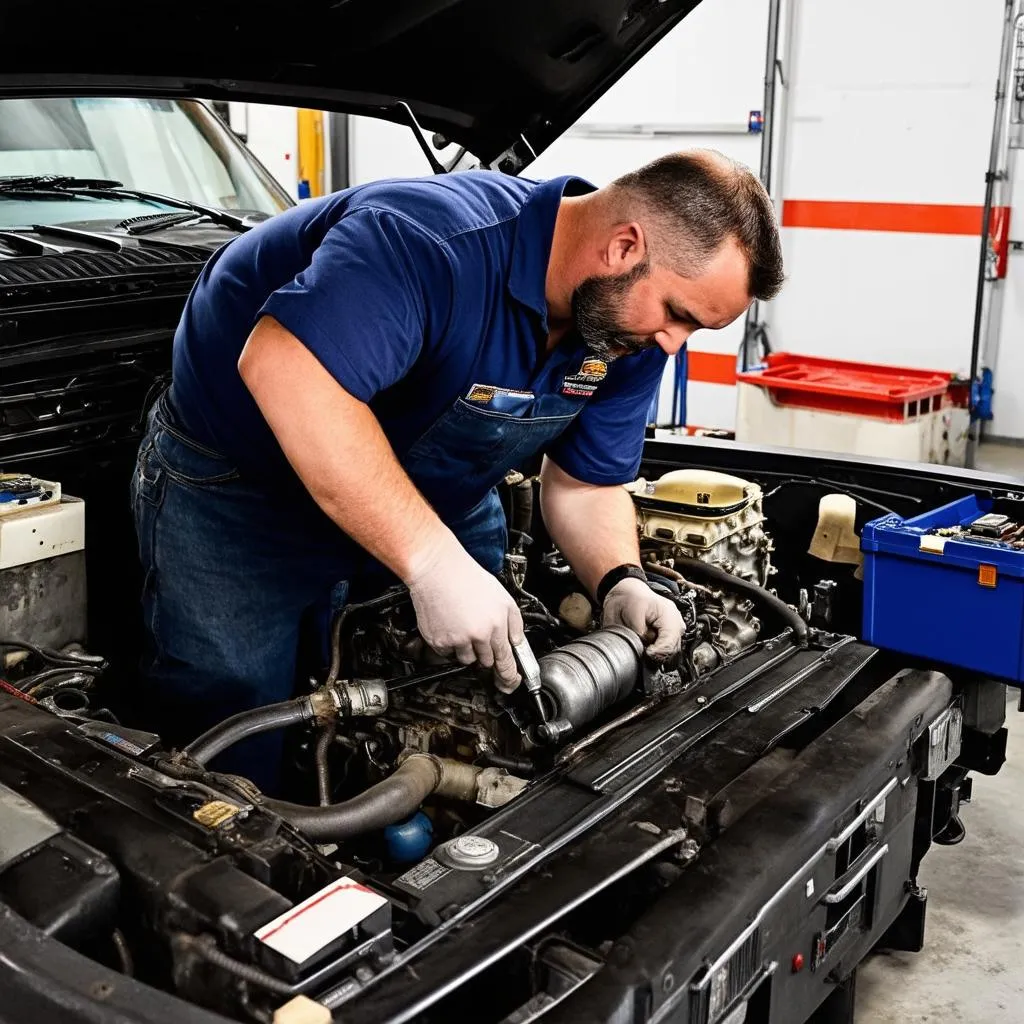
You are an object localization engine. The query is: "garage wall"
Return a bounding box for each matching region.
[771,0,1004,379]
[238,1,1016,440]
[991,134,1024,440]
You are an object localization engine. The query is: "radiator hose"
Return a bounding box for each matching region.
[264,753,478,842]
[672,556,810,644]
[183,697,314,765]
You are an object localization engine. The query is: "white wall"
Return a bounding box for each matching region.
[229,102,300,199]
[772,0,1005,378]
[992,154,1024,439]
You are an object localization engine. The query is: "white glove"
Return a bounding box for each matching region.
[407,535,524,693]
[601,577,685,661]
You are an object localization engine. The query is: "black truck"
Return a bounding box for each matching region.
[0,2,1017,1023]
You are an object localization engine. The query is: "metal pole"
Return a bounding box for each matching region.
[967,0,1016,467]
[741,0,783,372]
[327,112,350,192]
[759,0,782,189]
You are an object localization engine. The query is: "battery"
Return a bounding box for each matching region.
[861,495,1024,683]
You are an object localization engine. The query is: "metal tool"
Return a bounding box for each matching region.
[512,637,548,724]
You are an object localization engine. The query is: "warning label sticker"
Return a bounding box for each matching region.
[395,858,452,892]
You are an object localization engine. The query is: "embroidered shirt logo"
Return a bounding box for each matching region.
[560,356,609,398]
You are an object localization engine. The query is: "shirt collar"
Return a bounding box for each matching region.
[507,174,597,331]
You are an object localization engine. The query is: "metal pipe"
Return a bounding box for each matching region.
[184,697,313,765]
[759,0,783,191]
[968,0,1018,465]
[741,0,784,371]
[536,626,644,735]
[111,929,134,977]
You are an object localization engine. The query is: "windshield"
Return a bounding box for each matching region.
[0,97,290,227]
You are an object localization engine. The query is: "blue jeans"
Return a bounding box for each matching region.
[130,396,507,792]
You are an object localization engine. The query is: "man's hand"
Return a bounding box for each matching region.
[407,534,525,693]
[601,577,684,660]
[539,458,683,660]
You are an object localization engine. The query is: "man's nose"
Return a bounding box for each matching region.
[654,327,691,355]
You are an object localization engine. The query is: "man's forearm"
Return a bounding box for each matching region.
[539,456,641,597]
[239,316,452,583]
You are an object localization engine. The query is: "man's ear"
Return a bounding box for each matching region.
[604,221,647,272]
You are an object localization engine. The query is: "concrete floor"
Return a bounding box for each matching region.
[857,442,1024,1023]
[972,440,1024,479]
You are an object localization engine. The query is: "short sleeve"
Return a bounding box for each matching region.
[545,348,668,485]
[258,208,452,402]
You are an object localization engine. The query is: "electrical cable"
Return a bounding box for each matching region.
[174,934,298,997]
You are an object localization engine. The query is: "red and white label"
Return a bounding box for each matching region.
[254,877,387,965]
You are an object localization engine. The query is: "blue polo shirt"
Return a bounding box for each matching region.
[169,171,666,493]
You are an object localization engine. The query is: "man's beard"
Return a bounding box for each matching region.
[571,259,655,360]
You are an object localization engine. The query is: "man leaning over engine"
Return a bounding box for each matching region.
[131,150,784,786]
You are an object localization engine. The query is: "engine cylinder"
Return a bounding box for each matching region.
[538,626,644,733]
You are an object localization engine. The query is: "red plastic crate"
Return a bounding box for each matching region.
[735,352,952,422]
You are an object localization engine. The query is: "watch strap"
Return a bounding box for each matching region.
[596,563,648,605]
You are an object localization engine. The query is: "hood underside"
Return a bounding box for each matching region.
[0,0,703,172]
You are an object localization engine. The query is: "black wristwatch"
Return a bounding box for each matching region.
[595,563,648,605]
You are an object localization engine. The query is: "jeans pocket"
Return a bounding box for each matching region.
[133,442,166,510]
[152,426,240,489]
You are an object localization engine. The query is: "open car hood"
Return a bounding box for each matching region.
[0,0,703,172]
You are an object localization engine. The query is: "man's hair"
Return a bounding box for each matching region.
[610,151,784,301]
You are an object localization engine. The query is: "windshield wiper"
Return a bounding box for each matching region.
[117,211,205,235]
[0,175,249,233]
[0,175,125,194]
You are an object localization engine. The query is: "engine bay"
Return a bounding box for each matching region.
[0,466,876,1024]
[0,463,945,1023]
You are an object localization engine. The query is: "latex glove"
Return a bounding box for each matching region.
[407,536,524,693]
[601,577,685,661]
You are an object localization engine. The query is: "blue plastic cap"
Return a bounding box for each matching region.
[384,811,434,864]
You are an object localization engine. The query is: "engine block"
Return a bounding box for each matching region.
[629,468,773,586]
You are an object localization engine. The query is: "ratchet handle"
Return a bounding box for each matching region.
[512,638,548,724]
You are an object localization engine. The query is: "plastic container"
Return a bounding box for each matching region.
[734,353,965,464]
[735,353,951,421]
[861,495,1024,683]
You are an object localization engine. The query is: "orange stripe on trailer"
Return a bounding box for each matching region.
[687,350,736,385]
[781,200,1009,236]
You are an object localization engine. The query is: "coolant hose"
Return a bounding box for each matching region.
[673,556,810,644]
[264,753,451,841]
[510,479,534,536]
[183,697,313,765]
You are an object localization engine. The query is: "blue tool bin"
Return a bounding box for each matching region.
[862,494,1024,683]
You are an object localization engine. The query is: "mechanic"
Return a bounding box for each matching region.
[131,150,784,788]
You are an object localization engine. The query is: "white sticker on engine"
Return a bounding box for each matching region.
[919,534,947,554]
[395,857,451,891]
[254,877,387,965]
